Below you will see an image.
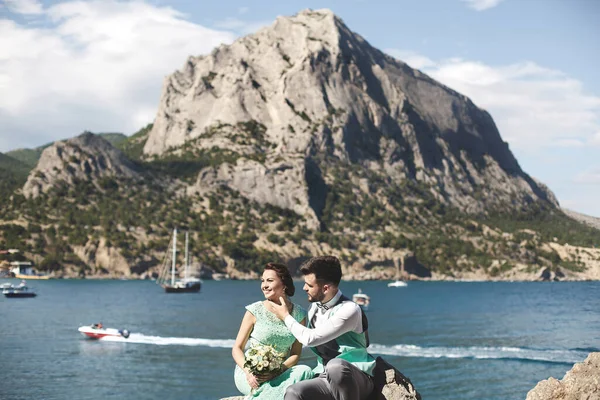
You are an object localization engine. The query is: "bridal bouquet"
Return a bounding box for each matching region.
[244,343,285,375]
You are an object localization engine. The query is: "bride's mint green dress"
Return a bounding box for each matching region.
[234,301,314,399]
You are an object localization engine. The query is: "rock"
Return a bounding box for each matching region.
[538,267,566,282]
[526,352,600,400]
[23,132,141,198]
[369,357,421,400]
[221,357,420,400]
[72,238,131,277]
[562,208,600,231]
[145,8,557,220]
[403,254,431,279]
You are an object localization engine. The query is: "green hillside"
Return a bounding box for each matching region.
[97,132,127,147]
[4,148,44,171]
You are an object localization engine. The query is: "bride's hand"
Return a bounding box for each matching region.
[245,369,260,389]
[255,370,279,384]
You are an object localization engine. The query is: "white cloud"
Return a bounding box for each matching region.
[0,0,236,152]
[384,49,435,70]
[574,168,600,184]
[3,0,43,15]
[384,52,600,151]
[462,0,505,11]
[550,139,585,148]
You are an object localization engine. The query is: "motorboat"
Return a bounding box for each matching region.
[78,324,130,339]
[388,280,408,287]
[352,289,370,311]
[2,281,36,298]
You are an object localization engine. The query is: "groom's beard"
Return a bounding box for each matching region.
[307,289,325,303]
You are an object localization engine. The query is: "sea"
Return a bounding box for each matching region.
[1,279,598,400]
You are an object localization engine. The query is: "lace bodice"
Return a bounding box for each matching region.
[245,301,306,355]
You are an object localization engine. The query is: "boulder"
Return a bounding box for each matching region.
[527,352,600,400]
[369,357,421,400]
[221,357,420,400]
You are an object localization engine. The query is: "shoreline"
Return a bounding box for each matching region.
[3,275,599,282]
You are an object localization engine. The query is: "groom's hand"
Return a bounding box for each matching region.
[267,297,290,320]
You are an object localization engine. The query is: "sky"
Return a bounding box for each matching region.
[0,0,599,217]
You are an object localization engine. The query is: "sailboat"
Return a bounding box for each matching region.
[388,258,408,288]
[157,229,202,293]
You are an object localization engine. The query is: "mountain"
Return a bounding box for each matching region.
[0,152,30,201]
[0,152,30,177]
[97,133,128,147]
[23,132,141,198]
[1,9,598,281]
[144,8,556,221]
[5,147,46,170]
[5,133,127,171]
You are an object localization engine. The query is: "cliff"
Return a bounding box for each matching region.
[144,8,556,224]
[23,132,141,198]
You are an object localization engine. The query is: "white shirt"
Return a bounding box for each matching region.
[284,290,364,347]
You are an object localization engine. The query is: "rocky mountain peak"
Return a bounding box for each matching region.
[23,132,141,198]
[143,8,557,219]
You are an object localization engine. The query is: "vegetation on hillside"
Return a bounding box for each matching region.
[0,126,598,279]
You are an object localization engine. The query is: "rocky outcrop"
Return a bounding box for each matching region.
[191,156,321,229]
[527,352,600,400]
[220,357,420,400]
[145,8,557,219]
[23,132,141,198]
[562,208,600,231]
[71,238,131,277]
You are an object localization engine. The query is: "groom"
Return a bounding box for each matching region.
[267,256,375,400]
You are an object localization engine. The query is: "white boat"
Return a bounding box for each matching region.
[352,289,370,311]
[2,280,37,298]
[78,323,130,339]
[388,258,408,288]
[388,280,408,287]
[156,229,202,293]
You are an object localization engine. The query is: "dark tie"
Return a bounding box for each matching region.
[310,306,323,328]
[310,311,317,328]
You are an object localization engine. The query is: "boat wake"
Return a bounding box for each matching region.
[368,343,591,365]
[100,333,235,347]
[97,333,590,365]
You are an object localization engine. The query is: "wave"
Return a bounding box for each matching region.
[97,334,587,365]
[368,343,588,365]
[100,333,235,347]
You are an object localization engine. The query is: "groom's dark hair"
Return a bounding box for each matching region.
[300,256,342,285]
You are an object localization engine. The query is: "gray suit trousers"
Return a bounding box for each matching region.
[284,359,374,400]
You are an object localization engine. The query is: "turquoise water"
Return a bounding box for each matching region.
[0,279,598,399]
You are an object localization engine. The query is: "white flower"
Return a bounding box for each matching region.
[244,343,285,375]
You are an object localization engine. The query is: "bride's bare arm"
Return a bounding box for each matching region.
[232,311,259,389]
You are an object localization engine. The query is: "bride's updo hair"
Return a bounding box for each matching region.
[264,263,295,297]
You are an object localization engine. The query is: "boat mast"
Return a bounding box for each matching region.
[184,231,189,281]
[171,228,177,286]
